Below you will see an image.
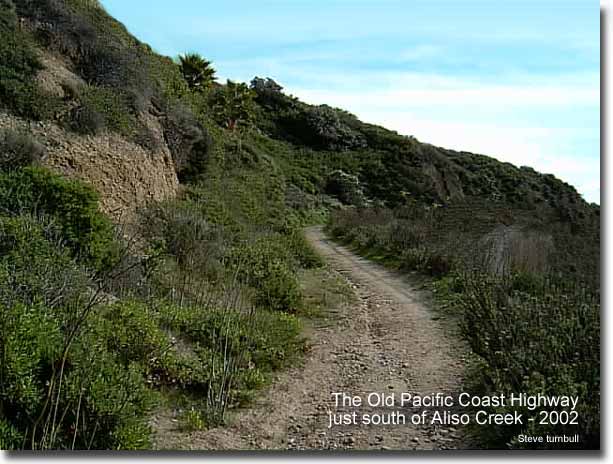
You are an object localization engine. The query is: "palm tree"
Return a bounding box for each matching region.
[178,52,216,91]
[212,80,255,132]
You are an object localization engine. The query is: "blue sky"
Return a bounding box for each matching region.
[102,0,600,203]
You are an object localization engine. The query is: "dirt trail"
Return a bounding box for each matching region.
[155,226,469,450]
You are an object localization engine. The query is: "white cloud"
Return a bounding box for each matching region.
[289,72,600,108]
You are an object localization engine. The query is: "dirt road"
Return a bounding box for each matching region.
[156,226,469,450]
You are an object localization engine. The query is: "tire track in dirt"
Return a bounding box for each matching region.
[154,226,470,450]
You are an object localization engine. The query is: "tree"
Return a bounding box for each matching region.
[250,77,283,95]
[178,52,216,91]
[211,80,255,132]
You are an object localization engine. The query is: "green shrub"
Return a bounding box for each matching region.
[284,229,324,269]
[329,205,600,449]
[62,348,155,450]
[111,420,152,450]
[229,236,302,312]
[401,246,454,277]
[138,200,224,280]
[0,0,61,119]
[0,418,23,450]
[0,214,90,309]
[0,302,64,417]
[0,298,157,450]
[98,301,172,376]
[0,167,118,270]
[457,272,599,448]
[157,303,304,408]
[65,85,134,136]
[0,215,155,450]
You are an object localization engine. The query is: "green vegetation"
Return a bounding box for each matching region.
[0,167,117,271]
[66,85,133,136]
[210,80,256,132]
[328,203,599,449]
[0,160,315,449]
[0,215,153,450]
[0,0,61,119]
[456,272,599,449]
[178,53,217,91]
[249,75,598,219]
[0,54,323,448]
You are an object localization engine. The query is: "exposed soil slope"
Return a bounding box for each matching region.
[154,227,470,451]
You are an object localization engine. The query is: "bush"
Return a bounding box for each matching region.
[0,220,155,450]
[98,301,172,376]
[229,236,302,312]
[0,130,46,170]
[284,229,324,269]
[325,170,368,206]
[66,102,105,135]
[179,408,206,431]
[138,200,224,281]
[0,0,61,119]
[0,214,90,309]
[399,245,454,276]
[0,167,118,270]
[328,205,600,449]
[65,85,133,136]
[304,105,366,151]
[458,272,599,448]
[158,303,304,404]
[161,102,214,182]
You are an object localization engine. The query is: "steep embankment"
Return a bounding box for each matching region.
[0,110,178,219]
[154,227,469,450]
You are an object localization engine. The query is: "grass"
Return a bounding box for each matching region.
[299,267,355,320]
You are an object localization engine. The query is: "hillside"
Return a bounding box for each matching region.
[1,1,599,220]
[0,0,599,450]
